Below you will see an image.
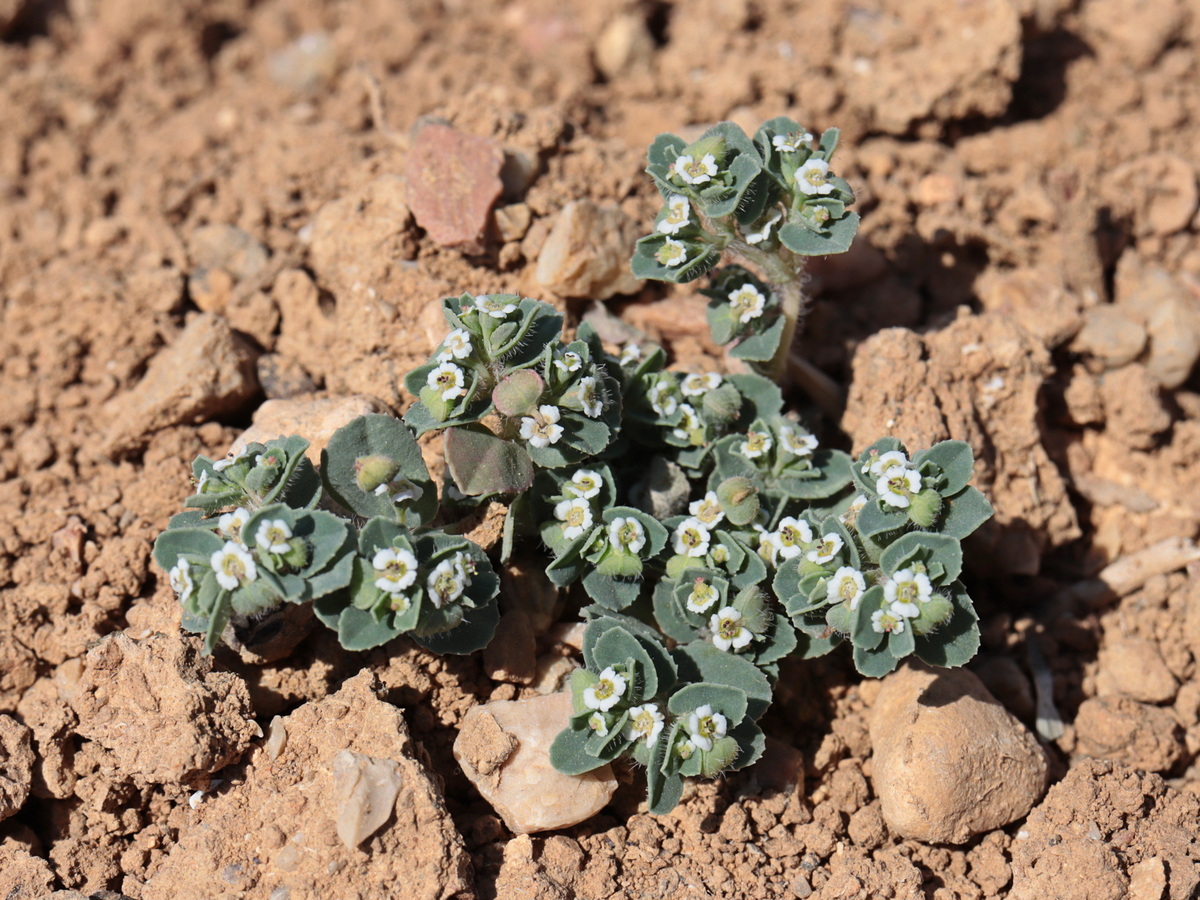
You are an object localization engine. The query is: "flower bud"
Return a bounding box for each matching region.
[701,384,742,426]
[716,477,759,526]
[907,488,944,528]
[354,454,401,493]
[911,594,953,636]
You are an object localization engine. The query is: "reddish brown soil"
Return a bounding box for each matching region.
[2,0,1200,898]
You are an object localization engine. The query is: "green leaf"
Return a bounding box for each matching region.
[581,570,643,611]
[445,424,535,496]
[914,582,980,668]
[203,592,232,655]
[492,369,544,418]
[411,597,500,655]
[888,623,916,659]
[667,682,748,723]
[936,487,994,540]
[594,626,658,700]
[856,499,909,539]
[777,450,854,500]
[754,615,798,666]
[880,532,963,583]
[321,415,437,525]
[550,727,609,776]
[853,642,901,677]
[729,316,785,362]
[778,213,860,256]
[631,233,722,284]
[851,585,887,651]
[914,440,976,495]
[674,641,772,719]
[792,628,842,659]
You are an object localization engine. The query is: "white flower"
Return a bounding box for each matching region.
[555,351,583,374]
[373,547,419,593]
[437,328,473,362]
[826,567,867,609]
[474,294,518,319]
[774,517,814,559]
[687,704,728,752]
[255,519,293,555]
[757,530,782,565]
[738,430,773,459]
[674,153,718,185]
[375,476,424,505]
[656,194,692,235]
[626,703,665,744]
[780,425,818,457]
[196,470,210,491]
[211,541,257,591]
[427,557,468,609]
[884,568,933,619]
[871,608,906,634]
[519,405,564,448]
[796,158,835,195]
[577,376,604,418]
[555,498,594,541]
[710,543,731,565]
[680,372,722,397]
[588,713,610,736]
[619,343,642,366]
[728,284,767,323]
[583,666,628,712]
[677,739,697,759]
[672,403,702,442]
[218,507,251,545]
[212,451,247,472]
[169,559,194,603]
[567,469,602,499]
[862,449,909,478]
[673,518,711,558]
[877,465,922,509]
[688,492,724,528]
[840,493,868,526]
[807,532,844,564]
[686,579,720,613]
[655,237,688,268]
[772,131,813,153]
[648,378,678,418]
[710,607,754,651]
[744,208,782,245]
[427,361,467,402]
[608,516,647,555]
[388,591,414,613]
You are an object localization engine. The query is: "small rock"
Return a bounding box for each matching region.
[227,394,391,464]
[187,266,234,314]
[594,14,655,79]
[483,609,537,685]
[330,750,404,850]
[1070,305,1148,371]
[1095,638,1177,704]
[256,353,319,399]
[1080,0,1186,68]
[1074,696,1184,772]
[406,122,504,253]
[975,267,1083,349]
[1061,364,1104,427]
[869,664,1048,844]
[534,200,643,300]
[0,714,34,821]
[101,313,260,456]
[189,224,269,282]
[0,843,56,898]
[454,691,618,834]
[268,32,337,93]
[1098,364,1171,451]
[1128,856,1168,900]
[141,672,471,900]
[1115,256,1200,389]
[1103,153,1198,239]
[494,203,532,243]
[71,632,257,785]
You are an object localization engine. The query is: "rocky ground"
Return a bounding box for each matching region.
[2,0,1200,897]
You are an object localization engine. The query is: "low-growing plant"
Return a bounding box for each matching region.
[153,117,993,815]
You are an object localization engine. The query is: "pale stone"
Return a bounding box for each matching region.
[0,714,34,821]
[1095,638,1177,704]
[534,200,642,300]
[1074,696,1184,772]
[454,691,617,834]
[331,750,404,850]
[228,395,391,464]
[594,14,654,79]
[869,664,1048,844]
[1070,305,1147,371]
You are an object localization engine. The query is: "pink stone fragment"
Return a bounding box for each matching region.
[406,123,504,253]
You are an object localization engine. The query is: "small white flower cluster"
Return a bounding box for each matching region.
[744,209,781,246]
[608,514,648,557]
[426,552,473,609]
[655,237,689,268]
[779,424,818,459]
[519,405,564,448]
[737,429,773,460]
[656,195,692,235]
[553,469,603,542]
[374,476,424,506]
[685,577,720,614]
[372,546,421,612]
[437,328,472,363]
[772,130,813,153]
[672,403,702,444]
[427,361,468,403]
[673,153,718,186]
[825,566,867,608]
[863,450,923,509]
[686,704,728,752]
[709,606,755,651]
[758,517,845,569]
[795,158,834,196]
[872,568,934,634]
[728,284,766,323]
[648,376,679,418]
[672,491,726,559]
[626,703,665,744]
[472,294,518,319]
[211,542,257,591]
